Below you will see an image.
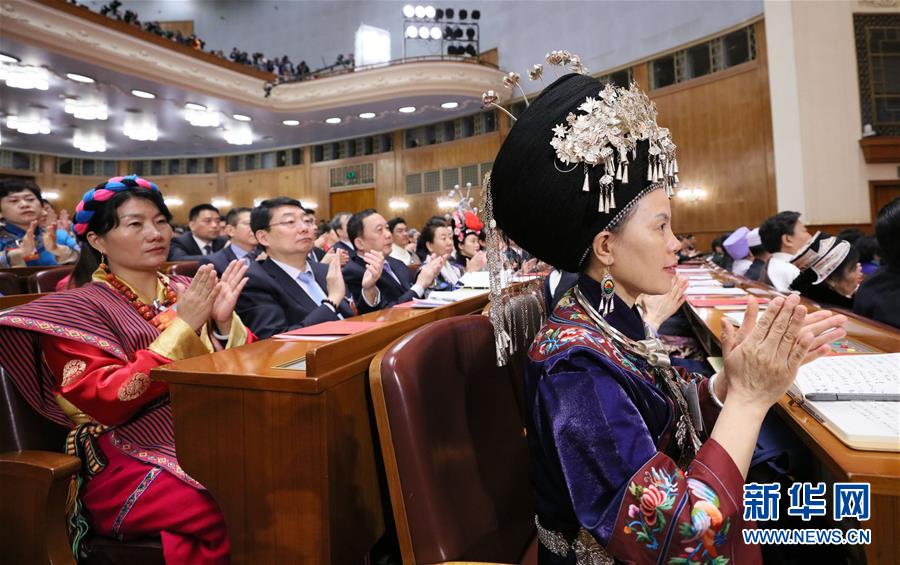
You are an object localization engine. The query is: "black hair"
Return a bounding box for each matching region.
[0,177,41,202]
[759,211,802,254]
[790,243,858,308]
[250,197,304,235]
[416,216,447,260]
[387,217,407,233]
[188,203,220,221]
[224,207,251,227]
[854,235,879,264]
[347,208,378,244]
[875,196,900,270]
[330,211,352,232]
[749,244,766,258]
[72,188,172,287]
[316,220,333,238]
[836,228,864,246]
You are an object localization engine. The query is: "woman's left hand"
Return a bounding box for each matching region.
[638,275,689,330]
[210,260,249,335]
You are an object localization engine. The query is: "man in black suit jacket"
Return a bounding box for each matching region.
[168,203,227,260]
[342,208,443,314]
[236,197,354,338]
[330,211,356,258]
[199,207,260,273]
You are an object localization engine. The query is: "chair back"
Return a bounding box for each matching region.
[0,367,68,454]
[370,315,534,564]
[27,266,74,294]
[167,261,199,278]
[0,272,21,296]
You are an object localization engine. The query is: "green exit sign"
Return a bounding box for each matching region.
[346,170,357,180]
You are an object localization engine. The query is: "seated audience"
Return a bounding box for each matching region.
[855,235,880,277]
[330,211,356,258]
[449,209,487,273]
[420,218,464,290]
[315,220,337,250]
[837,227,864,246]
[854,197,900,329]
[708,234,731,270]
[42,200,80,253]
[0,175,253,563]
[387,216,420,265]
[200,207,258,273]
[415,215,446,262]
[168,203,226,260]
[1,178,77,267]
[790,233,860,309]
[236,198,354,339]
[342,209,442,313]
[723,226,753,277]
[759,210,813,292]
[745,227,768,281]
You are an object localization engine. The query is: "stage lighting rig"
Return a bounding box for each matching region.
[402,5,480,59]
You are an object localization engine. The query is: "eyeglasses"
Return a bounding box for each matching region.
[268,218,316,230]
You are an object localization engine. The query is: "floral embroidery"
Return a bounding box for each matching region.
[623,467,680,551]
[61,360,87,387]
[117,372,150,401]
[669,479,730,565]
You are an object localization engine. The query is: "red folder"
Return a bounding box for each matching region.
[274,321,382,338]
[688,297,770,307]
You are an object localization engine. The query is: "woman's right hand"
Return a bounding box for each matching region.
[174,264,219,332]
[720,293,816,413]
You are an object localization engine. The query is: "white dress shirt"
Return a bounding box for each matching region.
[269,258,337,314]
[193,234,215,255]
[767,252,800,292]
[731,258,752,278]
[390,243,418,265]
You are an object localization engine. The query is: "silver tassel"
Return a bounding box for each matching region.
[615,161,623,181]
[647,160,653,181]
[673,158,679,174]
[622,163,629,184]
[609,186,616,209]
[582,168,590,192]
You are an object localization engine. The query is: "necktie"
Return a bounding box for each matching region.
[383,261,402,285]
[204,244,213,255]
[297,271,328,305]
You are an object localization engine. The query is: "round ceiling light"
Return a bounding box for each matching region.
[440,101,459,109]
[359,112,376,119]
[398,106,416,113]
[325,117,342,124]
[66,73,95,83]
[232,114,252,122]
[131,89,156,99]
[282,119,300,126]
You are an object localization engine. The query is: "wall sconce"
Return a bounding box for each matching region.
[42,190,61,201]
[164,197,184,207]
[388,198,409,210]
[300,200,318,210]
[437,197,457,210]
[676,187,707,202]
[211,197,232,209]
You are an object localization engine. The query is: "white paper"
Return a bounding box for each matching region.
[683,287,747,296]
[723,310,764,326]
[687,280,723,287]
[809,401,900,451]
[794,354,900,397]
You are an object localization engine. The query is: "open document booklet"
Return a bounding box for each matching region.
[788,353,900,452]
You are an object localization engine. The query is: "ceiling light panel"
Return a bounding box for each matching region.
[1,65,49,90]
[64,98,109,121]
[66,72,94,83]
[131,89,156,99]
[73,130,106,152]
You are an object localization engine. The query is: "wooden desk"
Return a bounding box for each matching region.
[154,293,491,564]
[680,265,900,564]
[0,293,50,311]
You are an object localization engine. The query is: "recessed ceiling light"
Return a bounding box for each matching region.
[66,73,94,84]
[325,117,342,124]
[440,101,459,109]
[282,119,300,126]
[232,113,252,122]
[185,102,206,111]
[359,112,376,119]
[131,89,156,99]
[398,106,416,113]
[0,53,19,64]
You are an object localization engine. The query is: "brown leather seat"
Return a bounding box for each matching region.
[167,261,199,278]
[27,266,74,293]
[0,368,163,564]
[0,271,21,296]
[370,315,536,565]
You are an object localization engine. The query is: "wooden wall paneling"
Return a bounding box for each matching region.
[329,188,376,216]
[48,175,109,214]
[154,175,219,224]
[870,180,900,222]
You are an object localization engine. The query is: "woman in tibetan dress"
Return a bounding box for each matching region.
[0,176,254,564]
[484,69,846,564]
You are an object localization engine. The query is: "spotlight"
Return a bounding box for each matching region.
[447,44,461,55]
[435,8,444,19]
[465,44,477,56]
[459,9,467,19]
[418,25,430,38]
[445,8,454,18]
[453,27,463,39]
[414,5,426,18]
[406,25,419,38]
[402,4,415,17]
[466,27,475,39]
[424,5,436,18]
[444,25,453,39]
[430,26,442,40]
[472,9,480,19]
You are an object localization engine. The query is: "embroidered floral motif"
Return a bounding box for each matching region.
[117,372,150,401]
[623,467,680,551]
[669,479,731,565]
[61,360,87,387]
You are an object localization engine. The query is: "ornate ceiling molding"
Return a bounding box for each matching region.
[1,0,508,111]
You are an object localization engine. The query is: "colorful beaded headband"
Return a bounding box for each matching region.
[73,175,160,236]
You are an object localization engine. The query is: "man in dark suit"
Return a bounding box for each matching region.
[168,203,227,260]
[199,207,259,274]
[342,208,443,314]
[235,197,354,338]
[330,211,356,258]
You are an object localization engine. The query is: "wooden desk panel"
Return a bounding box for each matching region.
[680,265,900,564]
[155,292,490,564]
